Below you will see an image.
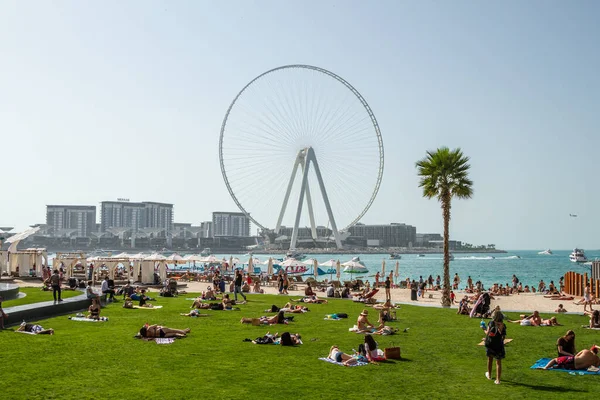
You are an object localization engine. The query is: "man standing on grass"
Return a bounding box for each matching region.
[234,269,247,303]
[50,269,62,303]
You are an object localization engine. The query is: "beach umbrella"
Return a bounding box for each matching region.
[267,257,273,276]
[303,258,316,265]
[166,253,184,264]
[112,252,130,259]
[247,256,253,275]
[280,258,305,268]
[319,259,337,267]
[229,256,234,270]
[336,260,341,279]
[395,261,399,284]
[381,259,386,276]
[144,253,167,261]
[313,259,319,278]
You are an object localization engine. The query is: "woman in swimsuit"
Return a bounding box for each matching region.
[138,324,190,338]
[328,345,359,366]
[87,298,101,320]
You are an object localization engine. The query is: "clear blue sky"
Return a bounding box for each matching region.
[1,1,598,250]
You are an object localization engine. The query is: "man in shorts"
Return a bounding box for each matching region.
[543,346,600,370]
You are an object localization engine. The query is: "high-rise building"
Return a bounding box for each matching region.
[46,205,96,237]
[212,212,250,237]
[199,221,213,238]
[100,201,174,234]
[348,223,416,247]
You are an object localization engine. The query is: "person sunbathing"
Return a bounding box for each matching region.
[304,283,316,297]
[585,310,600,328]
[541,316,561,326]
[510,311,542,326]
[16,322,54,335]
[260,310,286,325]
[555,304,567,313]
[328,345,362,366]
[87,298,101,320]
[180,309,209,317]
[542,347,600,370]
[291,295,327,304]
[202,286,216,300]
[357,309,375,333]
[137,324,190,339]
[280,303,309,313]
[373,299,396,310]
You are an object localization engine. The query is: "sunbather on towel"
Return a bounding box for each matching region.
[542,347,600,370]
[357,309,375,333]
[280,303,309,313]
[17,322,54,335]
[137,324,190,339]
[260,311,287,325]
[291,295,327,304]
[373,300,396,310]
[87,298,101,320]
[180,309,209,317]
[510,311,542,326]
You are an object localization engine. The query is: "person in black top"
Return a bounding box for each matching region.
[49,269,62,302]
[483,312,507,384]
[384,276,391,302]
[557,330,576,357]
[234,269,247,302]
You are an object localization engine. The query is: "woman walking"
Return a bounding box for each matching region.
[483,311,506,384]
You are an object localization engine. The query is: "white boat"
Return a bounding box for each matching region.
[286,250,305,261]
[389,253,402,260]
[538,249,553,255]
[569,248,588,263]
[200,248,211,256]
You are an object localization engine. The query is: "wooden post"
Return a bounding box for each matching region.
[566,272,571,295]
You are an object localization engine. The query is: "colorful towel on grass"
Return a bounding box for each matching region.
[132,305,163,309]
[69,317,108,322]
[530,358,600,375]
[155,338,175,345]
[319,357,368,367]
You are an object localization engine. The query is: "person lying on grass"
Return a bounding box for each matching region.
[136,324,190,339]
[373,299,396,310]
[541,346,600,370]
[328,345,366,366]
[585,310,600,328]
[291,295,328,304]
[17,322,54,335]
[251,332,301,345]
[240,311,288,325]
[279,303,309,313]
[509,311,543,326]
[180,309,210,317]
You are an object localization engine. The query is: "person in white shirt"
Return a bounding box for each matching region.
[101,276,116,301]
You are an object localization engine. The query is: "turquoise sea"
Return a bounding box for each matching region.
[210,250,599,288]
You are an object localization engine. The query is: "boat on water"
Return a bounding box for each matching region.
[569,248,588,263]
[286,250,306,261]
[389,253,402,260]
[200,248,211,256]
[538,249,553,255]
[417,254,425,257]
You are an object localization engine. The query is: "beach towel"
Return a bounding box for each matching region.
[478,338,512,346]
[581,325,600,330]
[349,325,374,334]
[155,338,175,345]
[132,305,163,309]
[530,358,600,375]
[319,357,368,367]
[69,317,108,322]
[15,330,37,335]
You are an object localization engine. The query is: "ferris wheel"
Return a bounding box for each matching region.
[219,65,384,249]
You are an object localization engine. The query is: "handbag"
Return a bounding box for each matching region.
[384,346,401,359]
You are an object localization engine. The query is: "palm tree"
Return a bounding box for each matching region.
[416,147,473,307]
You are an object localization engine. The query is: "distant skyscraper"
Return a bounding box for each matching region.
[200,221,213,238]
[349,223,417,247]
[46,205,96,237]
[212,212,250,237]
[100,201,174,234]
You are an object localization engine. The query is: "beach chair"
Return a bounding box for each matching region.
[353,289,379,304]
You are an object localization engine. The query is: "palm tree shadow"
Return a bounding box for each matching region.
[503,380,586,393]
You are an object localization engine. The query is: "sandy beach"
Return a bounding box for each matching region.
[10,278,590,315]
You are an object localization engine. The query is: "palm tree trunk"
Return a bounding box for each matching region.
[441,192,451,307]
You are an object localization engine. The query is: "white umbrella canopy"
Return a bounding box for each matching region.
[280,258,305,268]
[166,253,185,264]
[267,257,274,276]
[394,261,400,283]
[320,259,337,267]
[200,255,220,263]
[112,252,130,259]
[303,258,317,266]
[87,256,101,262]
[144,253,167,261]
[183,254,201,262]
[129,253,147,260]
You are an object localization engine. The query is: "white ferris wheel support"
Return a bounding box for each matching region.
[275,147,343,249]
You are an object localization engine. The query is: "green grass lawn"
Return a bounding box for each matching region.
[2,287,81,307]
[0,294,597,400]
